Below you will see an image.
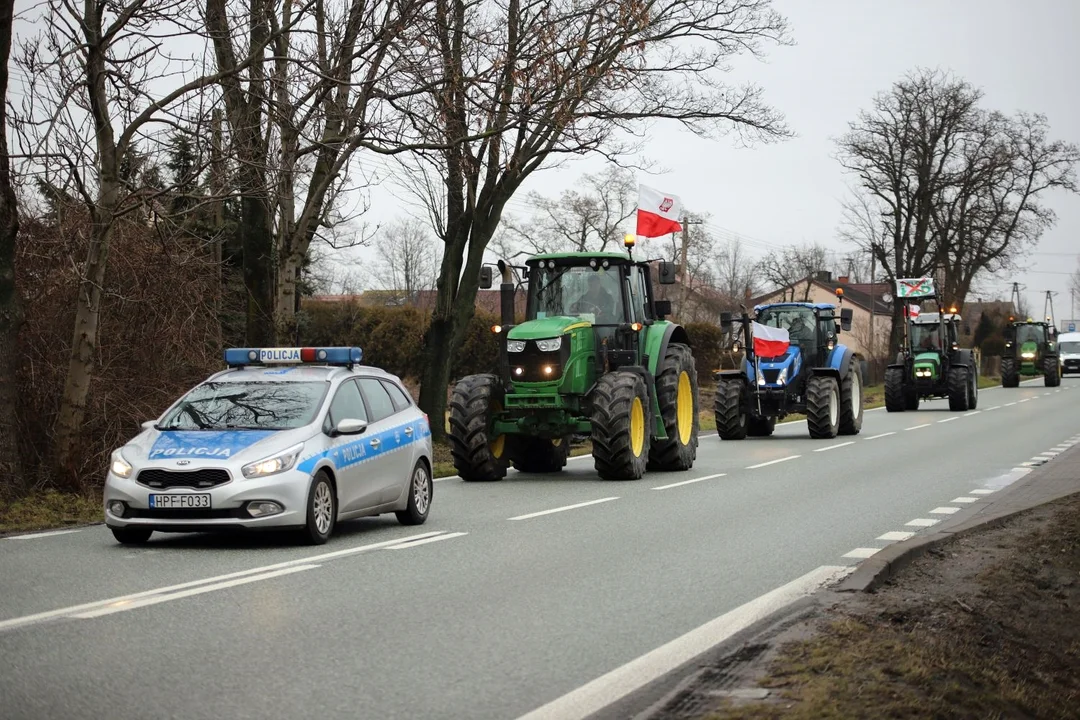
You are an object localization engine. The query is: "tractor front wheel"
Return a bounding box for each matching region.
[967,365,979,408]
[591,371,651,481]
[447,374,508,482]
[838,365,864,435]
[713,380,747,440]
[806,375,840,439]
[948,366,971,411]
[1043,356,1061,387]
[512,436,570,474]
[648,343,699,471]
[884,367,907,412]
[1001,357,1019,387]
[747,416,775,436]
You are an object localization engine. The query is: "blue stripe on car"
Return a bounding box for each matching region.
[296,417,432,474]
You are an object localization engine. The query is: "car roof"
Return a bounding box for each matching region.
[206,364,397,383]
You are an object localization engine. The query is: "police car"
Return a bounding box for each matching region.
[103,347,434,545]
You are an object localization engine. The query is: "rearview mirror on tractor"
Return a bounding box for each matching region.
[658,260,677,285]
[840,308,853,332]
[654,299,672,318]
[720,311,733,329]
[479,266,493,289]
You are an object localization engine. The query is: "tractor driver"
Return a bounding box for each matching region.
[571,274,620,323]
[786,313,814,347]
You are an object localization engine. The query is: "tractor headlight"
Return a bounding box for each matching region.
[506,340,525,353]
[535,337,562,352]
[1021,351,1035,359]
[756,368,766,386]
[777,367,788,385]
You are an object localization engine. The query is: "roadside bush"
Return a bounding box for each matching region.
[684,321,724,378]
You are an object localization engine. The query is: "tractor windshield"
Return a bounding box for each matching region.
[910,322,942,351]
[527,264,626,325]
[755,306,816,348]
[1014,324,1045,344]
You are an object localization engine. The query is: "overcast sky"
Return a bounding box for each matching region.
[344,0,1080,321]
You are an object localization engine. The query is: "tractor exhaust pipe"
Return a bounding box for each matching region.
[497,259,515,327]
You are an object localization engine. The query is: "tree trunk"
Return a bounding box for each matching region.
[240,194,276,346]
[275,249,302,342]
[0,0,23,489]
[888,298,905,361]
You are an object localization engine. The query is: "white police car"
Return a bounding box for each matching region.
[103,347,434,545]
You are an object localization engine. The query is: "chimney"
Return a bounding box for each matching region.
[837,275,849,284]
[815,270,832,283]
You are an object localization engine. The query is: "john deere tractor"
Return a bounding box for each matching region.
[884,278,979,412]
[1001,318,1060,387]
[447,236,699,482]
[712,293,864,440]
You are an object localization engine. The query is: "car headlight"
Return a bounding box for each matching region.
[535,337,562,352]
[506,340,526,353]
[110,450,132,479]
[242,443,304,479]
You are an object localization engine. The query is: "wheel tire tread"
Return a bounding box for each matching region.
[647,343,699,471]
[447,374,507,482]
[591,372,650,480]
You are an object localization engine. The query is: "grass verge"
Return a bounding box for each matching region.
[0,490,102,534]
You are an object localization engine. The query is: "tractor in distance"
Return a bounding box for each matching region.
[1001,317,1061,387]
[712,289,864,440]
[447,234,700,482]
[883,277,979,412]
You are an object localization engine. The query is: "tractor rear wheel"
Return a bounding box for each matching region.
[948,366,970,411]
[838,365,864,435]
[884,367,906,412]
[806,375,840,439]
[1043,356,1060,387]
[1001,357,1019,387]
[713,380,747,440]
[747,416,775,436]
[511,436,570,473]
[447,374,508,482]
[648,343,698,471]
[591,371,650,480]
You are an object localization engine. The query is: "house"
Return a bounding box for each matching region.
[748,271,893,361]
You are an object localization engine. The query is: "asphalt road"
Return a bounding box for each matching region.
[2,377,1079,720]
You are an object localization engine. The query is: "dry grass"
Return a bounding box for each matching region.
[0,490,101,534]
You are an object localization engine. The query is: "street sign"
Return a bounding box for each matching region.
[1070,323,1076,332]
[895,277,936,299]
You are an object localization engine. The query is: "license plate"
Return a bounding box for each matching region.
[149,494,211,509]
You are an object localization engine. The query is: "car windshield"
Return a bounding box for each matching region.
[910,322,942,350]
[755,306,816,347]
[156,381,328,431]
[1060,341,1080,353]
[527,264,625,324]
[1015,324,1045,344]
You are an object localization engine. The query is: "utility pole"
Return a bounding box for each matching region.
[678,215,703,320]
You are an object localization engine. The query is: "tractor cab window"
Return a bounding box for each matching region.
[628,265,648,322]
[911,322,942,350]
[1014,324,1045,344]
[756,307,816,348]
[528,264,626,325]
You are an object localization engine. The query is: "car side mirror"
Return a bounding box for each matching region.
[334,418,368,436]
[840,308,853,332]
[720,311,733,330]
[479,266,493,289]
[658,260,677,285]
[654,299,672,318]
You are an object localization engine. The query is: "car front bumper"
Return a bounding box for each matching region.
[103,469,310,532]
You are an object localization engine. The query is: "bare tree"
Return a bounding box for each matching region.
[757,242,829,301]
[0,0,21,487]
[710,237,757,304]
[394,0,793,432]
[371,217,440,304]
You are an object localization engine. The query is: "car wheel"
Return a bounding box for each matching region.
[301,471,337,545]
[396,461,432,526]
[110,526,153,544]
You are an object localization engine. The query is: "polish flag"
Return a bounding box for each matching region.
[904,304,921,318]
[635,185,683,238]
[751,321,790,358]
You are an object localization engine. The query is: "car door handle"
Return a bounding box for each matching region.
[404,427,413,436]
[370,438,381,448]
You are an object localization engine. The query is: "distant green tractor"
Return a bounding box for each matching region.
[1001,318,1060,387]
[447,238,700,482]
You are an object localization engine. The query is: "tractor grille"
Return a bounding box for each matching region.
[508,341,570,383]
[137,468,231,490]
[762,369,782,384]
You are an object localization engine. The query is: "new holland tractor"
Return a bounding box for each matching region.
[447,235,700,482]
[712,291,864,440]
[1001,318,1060,387]
[883,277,980,412]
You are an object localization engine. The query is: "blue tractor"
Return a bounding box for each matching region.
[712,296,864,439]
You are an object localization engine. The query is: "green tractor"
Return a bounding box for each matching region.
[447,237,699,482]
[1001,318,1060,388]
[884,278,980,412]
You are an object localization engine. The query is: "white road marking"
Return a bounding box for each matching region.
[906,518,940,527]
[567,454,593,462]
[1044,392,1052,396]
[938,417,958,423]
[843,547,880,559]
[813,441,855,453]
[73,565,320,619]
[435,452,593,482]
[746,455,800,469]
[3,529,83,541]
[512,565,853,720]
[964,410,981,416]
[1018,398,1030,403]
[651,473,726,490]
[1039,452,1059,457]
[865,432,895,440]
[508,497,619,521]
[930,506,960,514]
[906,423,931,431]
[1005,402,1017,406]
[0,530,447,633]
[877,531,915,542]
[384,532,468,549]
[985,405,1000,411]
[950,497,977,503]
[970,489,995,495]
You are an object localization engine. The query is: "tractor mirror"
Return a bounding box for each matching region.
[840,308,853,331]
[654,299,672,318]
[658,260,677,285]
[479,266,493,289]
[720,311,733,329]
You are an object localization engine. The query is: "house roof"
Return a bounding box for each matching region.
[750,276,892,315]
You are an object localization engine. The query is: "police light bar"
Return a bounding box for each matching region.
[224,347,362,367]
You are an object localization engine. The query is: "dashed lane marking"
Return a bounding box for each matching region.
[843,547,881,559]
[964,411,981,416]
[950,497,978,504]
[384,532,468,549]
[905,423,931,431]
[651,473,726,491]
[864,432,895,440]
[970,489,995,495]
[746,455,801,470]
[813,441,855,453]
[930,506,960,515]
[906,518,940,527]
[938,417,958,423]
[508,497,619,521]
[877,531,915,542]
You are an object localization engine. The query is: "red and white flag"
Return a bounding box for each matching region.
[635,185,683,238]
[751,321,790,357]
[904,304,921,318]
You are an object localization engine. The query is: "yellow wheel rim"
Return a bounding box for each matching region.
[676,371,693,445]
[552,437,563,447]
[490,434,505,459]
[630,396,645,457]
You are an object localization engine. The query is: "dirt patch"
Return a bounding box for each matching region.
[665,492,1080,720]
